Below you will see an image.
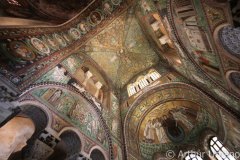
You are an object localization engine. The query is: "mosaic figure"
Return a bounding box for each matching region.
[9,41,35,61]
[31,38,50,55]
[49,89,62,103]
[153,118,168,143]
[143,119,155,143]
[63,33,72,43]
[103,2,113,15]
[69,28,81,40]
[169,109,194,130]
[89,11,102,25]
[42,36,59,50]
[78,21,90,34]
[54,34,67,47]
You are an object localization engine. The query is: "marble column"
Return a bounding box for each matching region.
[0,116,35,160]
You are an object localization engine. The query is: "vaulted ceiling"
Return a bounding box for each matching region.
[82,7,159,88]
[0,0,240,160]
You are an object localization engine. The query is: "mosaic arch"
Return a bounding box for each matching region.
[123,82,231,160]
[18,82,114,160]
[17,100,54,130]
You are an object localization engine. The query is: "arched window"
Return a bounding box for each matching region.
[48,130,81,160]
[149,71,160,81]
[210,136,236,160]
[90,149,105,160]
[184,153,203,160]
[127,84,137,96]
[127,69,161,96]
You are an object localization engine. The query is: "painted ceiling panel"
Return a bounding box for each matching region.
[84,9,159,88]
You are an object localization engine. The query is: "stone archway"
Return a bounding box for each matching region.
[48,130,81,160]
[20,105,49,159]
[90,148,106,160]
[0,116,35,160]
[0,105,49,160]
